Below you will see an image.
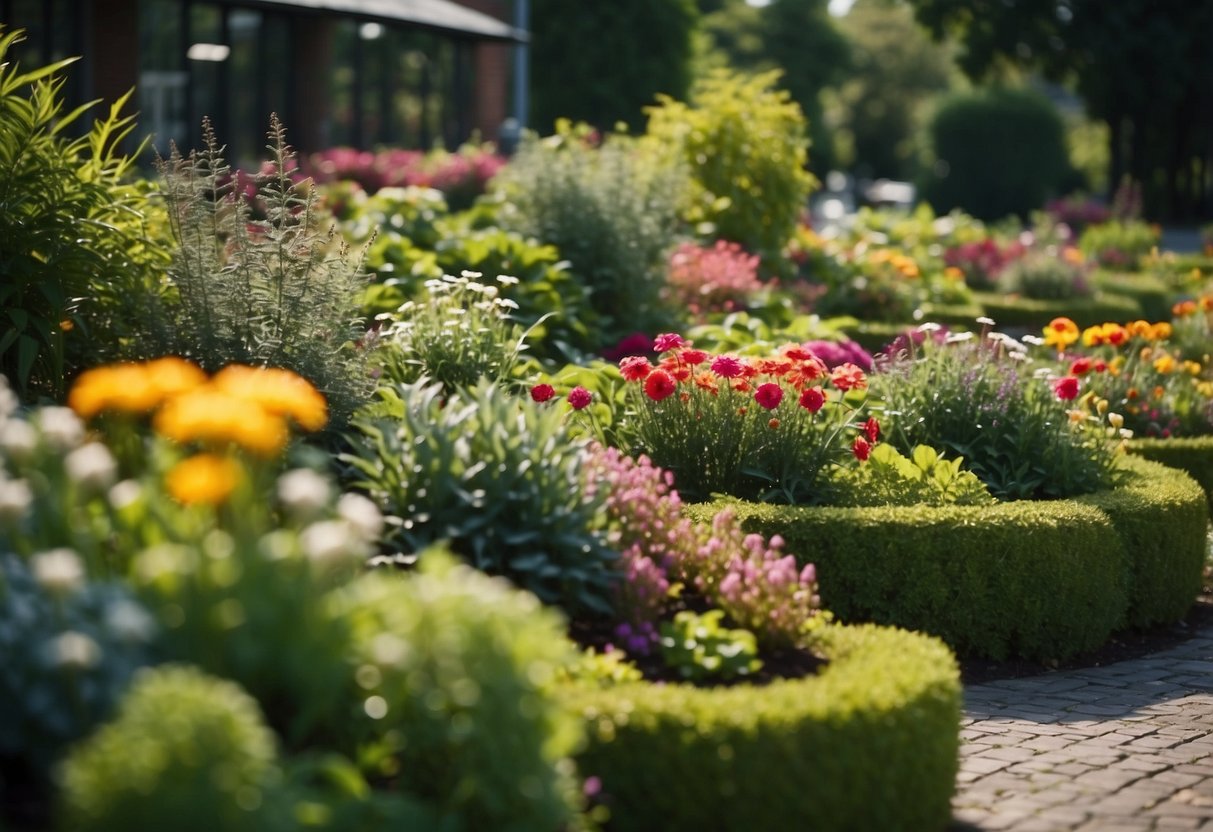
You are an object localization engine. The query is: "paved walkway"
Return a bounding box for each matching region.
[953,626,1213,831]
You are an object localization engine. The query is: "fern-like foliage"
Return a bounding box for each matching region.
[141,115,372,427]
[0,27,169,400]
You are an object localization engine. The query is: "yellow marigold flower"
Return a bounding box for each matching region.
[211,366,328,432]
[1149,322,1173,341]
[144,357,207,399]
[166,454,241,505]
[1153,355,1176,374]
[1043,317,1080,349]
[1197,381,1213,398]
[69,358,207,420]
[1183,360,1203,376]
[155,389,289,457]
[1126,320,1153,339]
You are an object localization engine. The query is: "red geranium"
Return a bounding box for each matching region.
[799,387,825,413]
[620,355,653,381]
[862,417,880,443]
[644,369,677,401]
[530,383,555,403]
[567,386,593,409]
[680,348,708,365]
[1052,376,1080,401]
[754,382,783,410]
[852,436,872,461]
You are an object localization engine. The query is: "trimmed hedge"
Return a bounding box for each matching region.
[685,457,1205,660]
[1127,435,1213,508]
[972,291,1141,329]
[1075,455,1207,629]
[564,624,960,832]
[1093,272,1172,321]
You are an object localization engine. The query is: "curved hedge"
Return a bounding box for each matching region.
[564,624,960,832]
[1127,435,1213,508]
[972,290,1141,329]
[685,457,1205,660]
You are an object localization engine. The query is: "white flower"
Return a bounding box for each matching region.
[300,520,366,568]
[108,479,142,511]
[338,493,384,542]
[105,599,156,643]
[916,322,943,333]
[0,478,32,524]
[496,274,520,286]
[50,631,101,670]
[37,407,84,451]
[1021,335,1046,347]
[0,419,37,463]
[64,443,117,492]
[277,468,332,519]
[0,382,16,420]
[946,331,975,344]
[32,548,85,595]
[976,316,997,327]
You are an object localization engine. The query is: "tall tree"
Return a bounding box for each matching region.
[905,0,1213,220]
[529,0,699,133]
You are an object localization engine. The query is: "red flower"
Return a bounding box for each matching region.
[567,386,593,409]
[754,382,783,410]
[653,333,686,353]
[644,369,677,401]
[862,417,880,443]
[680,348,708,365]
[1069,357,1092,376]
[1093,359,1108,373]
[799,387,825,413]
[830,362,868,391]
[619,355,653,381]
[710,355,745,378]
[530,383,555,403]
[852,436,872,461]
[1052,376,1080,401]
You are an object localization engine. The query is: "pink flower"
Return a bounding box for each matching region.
[653,333,686,353]
[862,417,880,443]
[754,383,783,410]
[799,387,825,413]
[1052,376,1080,401]
[620,355,653,381]
[710,355,745,379]
[644,369,677,402]
[568,386,593,409]
[530,383,555,403]
[852,436,872,461]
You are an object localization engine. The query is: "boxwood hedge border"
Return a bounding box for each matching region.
[685,456,1205,661]
[1128,435,1213,509]
[972,291,1142,329]
[564,623,960,832]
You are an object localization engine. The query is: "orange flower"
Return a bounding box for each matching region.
[1173,300,1198,318]
[830,363,867,392]
[210,366,328,432]
[154,389,289,457]
[166,453,241,505]
[1148,322,1173,341]
[1153,355,1176,374]
[1043,317,1079,349]
[1125,320,1153,339]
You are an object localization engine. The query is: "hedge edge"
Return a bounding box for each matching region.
[685,456,1205,660]
[1127,435,1213,509]
[564,623,960,832]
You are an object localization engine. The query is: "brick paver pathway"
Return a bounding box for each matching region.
[953,626,1213,831]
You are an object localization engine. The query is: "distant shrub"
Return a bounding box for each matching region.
[1079,220,1160,271]
[923,87,1073,221]
[1004,250,1092,301]
[665,240,764,315]
[309,143,505,210]
[647,69,816,266]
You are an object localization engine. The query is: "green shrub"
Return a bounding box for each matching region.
[1004,251,1092,301]
[0,553,155,798]
[0,29,169,400]
[972,290,1142,330]
[1093,272,1171,321]
[1080,220,1160,271]
[923,87,1073,221]
[828,443,994,507]
[647,69,815,266]
[873,336,1122,500]
[1075,455,1206,628]
[344,379,619,616]
[563,623,960,832]
[1127,435,1213,508]
[495,124,684,341]
[687,496,1128,660]
[59,665,280,832]
[138,116,372,428]
[658,610,762,682]
[327,552,583,832]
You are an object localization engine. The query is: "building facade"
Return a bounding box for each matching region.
[0,0,520,163]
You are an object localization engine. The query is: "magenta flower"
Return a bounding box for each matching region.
[754,383,783,410]
[530,383,555,403]
[710,355,744,379]
[653,333,687,353]
[567,386,593,409]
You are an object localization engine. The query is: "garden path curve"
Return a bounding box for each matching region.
[953,623,1213,831]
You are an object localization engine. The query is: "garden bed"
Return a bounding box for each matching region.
[563,623,960,832]
[685,456,1207,661]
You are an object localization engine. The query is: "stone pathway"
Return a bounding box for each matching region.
[953,626,1213,831]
